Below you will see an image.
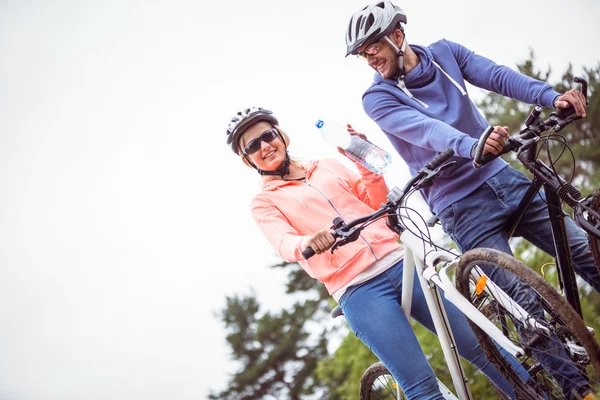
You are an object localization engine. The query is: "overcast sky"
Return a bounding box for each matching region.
[1,0,599,399]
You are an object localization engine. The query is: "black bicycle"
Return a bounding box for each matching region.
[472,77,600,318]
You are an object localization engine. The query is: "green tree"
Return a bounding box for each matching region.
[209,261,334,400]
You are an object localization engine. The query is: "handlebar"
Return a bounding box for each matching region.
[472,77,589,168]
[302,149,456,259]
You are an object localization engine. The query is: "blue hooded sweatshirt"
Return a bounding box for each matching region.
[362,38,560,215]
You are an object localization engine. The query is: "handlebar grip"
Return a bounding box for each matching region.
[556,106,576,120]
[425,148,455,170]
[556,77,588,120]
[472,126,495,168]
[302,247,315,259]
[479,151,497,165]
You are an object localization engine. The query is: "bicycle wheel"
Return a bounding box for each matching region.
[360,362,406,400]
[455,248,600,399]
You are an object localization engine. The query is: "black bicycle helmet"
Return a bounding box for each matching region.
[346,0,407,57]
[226,106,279,155]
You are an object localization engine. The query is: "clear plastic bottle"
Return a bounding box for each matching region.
[315,119,392,174]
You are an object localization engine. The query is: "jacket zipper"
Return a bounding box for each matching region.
[304,181,378,260]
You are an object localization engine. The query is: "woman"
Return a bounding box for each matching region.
[226,106,526,399]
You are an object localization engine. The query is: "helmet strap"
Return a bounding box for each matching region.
[257,153,291,176]
[384,33,407,81]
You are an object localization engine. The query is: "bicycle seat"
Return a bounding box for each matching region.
[426,215,440,227]
[331,306,343,319]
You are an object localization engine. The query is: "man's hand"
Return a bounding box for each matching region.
[554,89,587,118]
[303,229,336,255]
[481,126,509,156]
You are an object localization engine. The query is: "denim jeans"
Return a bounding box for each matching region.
[437,166,598,398]
[339,259,528,399]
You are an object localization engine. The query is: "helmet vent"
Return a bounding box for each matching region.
[345,0,407,57]
[365,14,374,33]
[355,15,364,39]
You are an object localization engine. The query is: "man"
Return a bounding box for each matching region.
[345,1,599,399]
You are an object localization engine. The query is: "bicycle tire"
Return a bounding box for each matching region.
[588,189,600,270]
[359,362,406,400]
[455,248,600,399]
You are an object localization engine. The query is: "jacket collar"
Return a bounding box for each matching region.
[259,160,316,191]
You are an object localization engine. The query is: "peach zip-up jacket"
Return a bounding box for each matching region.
[251,158,402,295]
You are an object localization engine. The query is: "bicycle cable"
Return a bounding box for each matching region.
[396,187,459,261]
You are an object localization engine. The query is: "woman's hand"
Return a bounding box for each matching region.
[303,229,336,255]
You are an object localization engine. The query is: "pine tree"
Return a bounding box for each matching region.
[209,261,334,399]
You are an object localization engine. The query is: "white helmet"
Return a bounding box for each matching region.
[346,1,407,57]
[226,106,278,155]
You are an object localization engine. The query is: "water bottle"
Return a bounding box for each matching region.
[315,119,392,174]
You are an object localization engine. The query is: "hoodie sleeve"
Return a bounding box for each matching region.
[363,93,478,159]
[443,39,560,108]
[250,195,309,264]
[342,160,390,210]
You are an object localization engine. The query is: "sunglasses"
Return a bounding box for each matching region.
[356,40,384,60]
[243,128,279,155]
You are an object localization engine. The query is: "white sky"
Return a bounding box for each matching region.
[0,0,598,399]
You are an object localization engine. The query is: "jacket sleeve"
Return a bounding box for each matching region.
[341,160,390,210]
[443,39,560,108]
[250,195,310,265]
[363,93,478,159]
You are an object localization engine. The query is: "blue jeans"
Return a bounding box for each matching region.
[339,259,528,399]
[437,166,598,398]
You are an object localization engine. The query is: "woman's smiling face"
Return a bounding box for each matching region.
[239,121,286,171]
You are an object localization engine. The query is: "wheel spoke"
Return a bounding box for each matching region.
[455,248,600,399]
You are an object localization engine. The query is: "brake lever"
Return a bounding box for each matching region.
[330,240,343,253]
[418,161,457,188]
[547,112,581,133]
[330,228,362,253]
[437,161,457,174]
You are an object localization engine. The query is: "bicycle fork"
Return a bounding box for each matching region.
[402,229,472,400]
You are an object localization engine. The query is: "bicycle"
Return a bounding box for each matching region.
[472,76,600,319]
[303,149,600,399]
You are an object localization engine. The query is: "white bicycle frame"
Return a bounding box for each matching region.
[397,227,549,400]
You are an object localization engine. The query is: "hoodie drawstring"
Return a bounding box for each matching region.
[432,61,467,95]
[396,60,467,109]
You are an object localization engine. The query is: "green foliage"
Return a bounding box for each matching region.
[316,333,379,399]
[411,322,503,398]
[209,263,332,400]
